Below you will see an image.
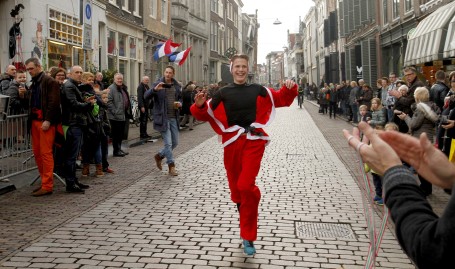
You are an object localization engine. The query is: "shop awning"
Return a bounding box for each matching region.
[444,13,455,58]
[404,1,455,66]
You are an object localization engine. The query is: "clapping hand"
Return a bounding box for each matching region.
[194,91,207,108]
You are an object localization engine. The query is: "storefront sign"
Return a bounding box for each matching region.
[83,24,92,49]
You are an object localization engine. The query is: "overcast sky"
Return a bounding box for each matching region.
[241,0,314,65]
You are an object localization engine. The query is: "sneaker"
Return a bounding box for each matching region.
[242,239,256,256]
[373,195,381,202]
[375,198,384,205]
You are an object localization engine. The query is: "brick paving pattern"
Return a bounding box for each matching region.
[1,100,446,268]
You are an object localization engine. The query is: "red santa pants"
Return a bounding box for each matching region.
[223,136,266,241]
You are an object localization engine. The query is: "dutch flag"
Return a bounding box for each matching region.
[169,46,192,66]
[153,39,181,61]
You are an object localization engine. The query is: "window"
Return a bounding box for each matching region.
[48,9,82,46]
[405,0,413,12]
[121,0,128,11]
[107,30,116,55]
[233,10,238,27]
[211,0,218,13]
[210,22,218,51]
[392,0,400,19]
[382,0,388,25]
[161,0,168,23]
[118,33,127,57]
[130,0,140,16]
[227,3,232,20]
[129,37,136,59]
[150,0,157,18]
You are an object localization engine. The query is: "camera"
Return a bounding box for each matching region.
[162,83,172,88]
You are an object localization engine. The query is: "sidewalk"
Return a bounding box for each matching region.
[0,101,417,268]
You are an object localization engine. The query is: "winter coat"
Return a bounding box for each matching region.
[404,101,439,142]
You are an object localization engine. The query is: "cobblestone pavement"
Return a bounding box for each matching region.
[0,101,431,268]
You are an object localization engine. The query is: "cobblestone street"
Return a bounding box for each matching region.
[0,100,435,268]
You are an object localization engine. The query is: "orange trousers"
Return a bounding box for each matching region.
[31,120,56,191]
[223,136,266,241]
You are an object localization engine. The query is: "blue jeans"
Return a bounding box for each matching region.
[64,126,83,183]
[159,118,179,164]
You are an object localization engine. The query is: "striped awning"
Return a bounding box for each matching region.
[444,13,455,58]
[404,1,455,66]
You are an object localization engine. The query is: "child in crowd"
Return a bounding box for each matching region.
[368,98,386,128]
[100,92,114,173]
[359,105,371,123]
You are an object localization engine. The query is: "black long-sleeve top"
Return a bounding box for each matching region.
[383,165,455,269]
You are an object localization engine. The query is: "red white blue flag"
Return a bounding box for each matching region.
[153,39,181,61]
[169,46,192,66]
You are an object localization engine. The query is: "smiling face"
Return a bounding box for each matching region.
[231,57,248,84]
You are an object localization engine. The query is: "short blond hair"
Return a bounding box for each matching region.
[81,72,94,82]
[385,122,399,131]
[359,105,368,111]
[414,86,429,102]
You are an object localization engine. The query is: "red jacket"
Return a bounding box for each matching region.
[191,84,298,147]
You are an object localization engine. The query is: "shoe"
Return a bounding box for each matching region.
[154,154,163,170]
[82,164,90,177]
[242,239,256,256]
[140,134,152,139]
[373,195,381,202]
[32,186,41,193]
[32,189,53,197]
[189,128,193,131]
[75,181,90,189]
[168,163,178,176]
[66,184,85,193]
[103,167,114,173]
[375,198,384,205]
[119,150,129,156]
[95,164,104,177]
[113,151,126,157]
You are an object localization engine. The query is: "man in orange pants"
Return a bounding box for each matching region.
[25,57,61,196]
[191,54,297,255]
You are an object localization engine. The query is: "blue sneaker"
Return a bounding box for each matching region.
[373,195,381,202]
[242,239,256,256]
[375,198,384,205]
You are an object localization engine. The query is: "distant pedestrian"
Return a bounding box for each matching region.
[137,76,151,139]
[146,66,182,176]
[190,54,297,256]
[107,73,132,157]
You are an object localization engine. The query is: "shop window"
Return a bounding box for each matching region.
[108,30,116,55]
[48,40,72,69]
[129,37,136,59]
[48,8,82,46]
[119,60,127,81]
[119,33,127,57]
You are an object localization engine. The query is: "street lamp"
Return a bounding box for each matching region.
[273,18,282,25]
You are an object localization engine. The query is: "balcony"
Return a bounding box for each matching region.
[171,2,189,28]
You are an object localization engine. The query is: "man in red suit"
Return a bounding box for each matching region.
[191,54,297,255]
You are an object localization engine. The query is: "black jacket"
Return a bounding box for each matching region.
[430,81,449,111]
[384,166,455,269]
[61,78,93,126]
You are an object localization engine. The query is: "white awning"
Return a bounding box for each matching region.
[443,13,455,58]
[404,1,455,66]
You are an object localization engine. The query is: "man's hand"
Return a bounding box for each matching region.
[42,121,50,131]
[343,122,402,175]
[442,119,455,130]
[379,131,455,189]
[194,91,207,108]
[154,82,165,91]
[284,79,296,89]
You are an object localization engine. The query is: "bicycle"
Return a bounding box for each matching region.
[130,95,140,127]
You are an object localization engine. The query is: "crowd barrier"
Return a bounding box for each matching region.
[0,111,35,181]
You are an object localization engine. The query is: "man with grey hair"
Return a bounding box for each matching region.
[1,65,17,94]
[137,76,151,139]
[107,73,132,157]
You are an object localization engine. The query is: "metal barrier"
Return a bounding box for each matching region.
[0,112,35,181]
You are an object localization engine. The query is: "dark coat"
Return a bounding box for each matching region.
[29,72,61,125]
[61,78,93,127]
[145,77,182,132]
